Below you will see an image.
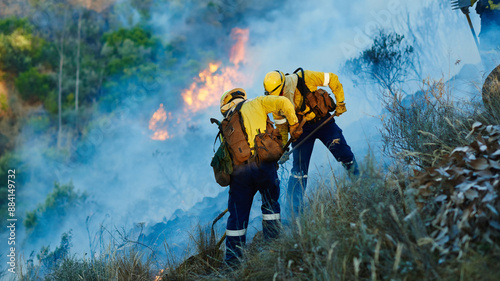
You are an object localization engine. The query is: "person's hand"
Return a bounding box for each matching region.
[335,101,346,116]
[460,6,469,14]
[289,123,303,141]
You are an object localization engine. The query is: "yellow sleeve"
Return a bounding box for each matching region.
[258,96,298,126]
[471,0,477,6]
[304,70,345,103]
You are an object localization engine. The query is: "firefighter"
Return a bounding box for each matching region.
[263,69,359,216]
[461,0,500,72]
[219,88,301,265]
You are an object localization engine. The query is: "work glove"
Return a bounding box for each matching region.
[335,101,346,116]
[276,123,289,146]
[289,123,303,141]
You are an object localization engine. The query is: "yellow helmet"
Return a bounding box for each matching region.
[263,70,285,96]
[220,88,246,116]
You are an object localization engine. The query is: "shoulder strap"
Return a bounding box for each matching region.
[293,68,310,112]
[223,101,249,142]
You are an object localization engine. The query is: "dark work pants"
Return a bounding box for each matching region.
[287,114,359,216]
[225,161,281,263]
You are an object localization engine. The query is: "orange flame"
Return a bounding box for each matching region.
[149,104,170,140]
[181,27,249,113]
[154,269,165,281]
[229,28,249,65]
[149,27,250,140]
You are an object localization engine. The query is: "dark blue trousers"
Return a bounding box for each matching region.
[225,161,281,263]
[287,114,359,216]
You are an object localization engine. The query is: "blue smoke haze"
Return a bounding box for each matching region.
[2,0,488,266]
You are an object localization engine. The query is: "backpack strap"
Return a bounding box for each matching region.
[230,101,249,142]
[293,67,310,112]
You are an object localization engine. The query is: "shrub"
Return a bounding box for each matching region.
[343,30,416,96]
[381,79,484,168]
[0,17,45,73]
[412,122,500,259]
[14,67,54,102]
[23,181,87,232]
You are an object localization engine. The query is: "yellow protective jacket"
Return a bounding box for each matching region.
[271,70,345,142]
[239,95,298,151]
[273,70,345,124]
[471,0,500,10]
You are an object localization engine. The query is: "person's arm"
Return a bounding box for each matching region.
[304,70,347,116]
[260,95,299,125]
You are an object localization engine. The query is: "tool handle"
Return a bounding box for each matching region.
[465,13,480,49]
[290,112,336,153]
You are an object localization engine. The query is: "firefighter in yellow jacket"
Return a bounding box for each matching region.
[263,69,359,216]
[219,88,301,264]
[460,0,500,72]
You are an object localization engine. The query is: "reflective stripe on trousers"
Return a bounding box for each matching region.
[225,161,281,263]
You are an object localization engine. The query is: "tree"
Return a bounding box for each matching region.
[343,30,416,96]
[14,67,54,102]
[0,17,45,73]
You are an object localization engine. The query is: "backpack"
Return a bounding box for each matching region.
[210,102,285,186]
[221,102,251,166]
[210,135,232,187]
[294,67,336,121]
[210,102,250,186]
[222,101,283,163]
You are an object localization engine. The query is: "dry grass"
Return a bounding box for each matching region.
[12,78,500,280]
[380,78,499,169]
[17,248,155,281]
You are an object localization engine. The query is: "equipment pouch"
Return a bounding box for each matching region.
[304,89,336,119]
[254,118,284,163]
[210,141,233,187]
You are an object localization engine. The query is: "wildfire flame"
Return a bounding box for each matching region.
[149,27,250,140]
[181,28,249,112]
[148,104,170,140]
[154,269,165,281]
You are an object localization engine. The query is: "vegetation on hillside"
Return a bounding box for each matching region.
[0,0,282,230]
[0,1,499,281]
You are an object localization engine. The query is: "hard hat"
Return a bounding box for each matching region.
[220,88,247,116]
[263,70,285,96]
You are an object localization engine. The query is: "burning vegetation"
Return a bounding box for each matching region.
[148,28,249,140]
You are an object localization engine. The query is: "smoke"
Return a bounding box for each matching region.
[3,0,486,267]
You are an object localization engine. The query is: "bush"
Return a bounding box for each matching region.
[412,122,500,259]
[23,181,87,232]
[14,67,54,102]
[343,30,416,96]
[0,17,45,73]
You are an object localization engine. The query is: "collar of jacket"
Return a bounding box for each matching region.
[283,74,298,101]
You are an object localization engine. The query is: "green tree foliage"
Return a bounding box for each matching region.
[0,17,46,73]
[101,26,160,78]
[14,67,54,102]
[23,181,87,231]
[343,30,416,96]
[36,231,72,274]
[99,25,163,108]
